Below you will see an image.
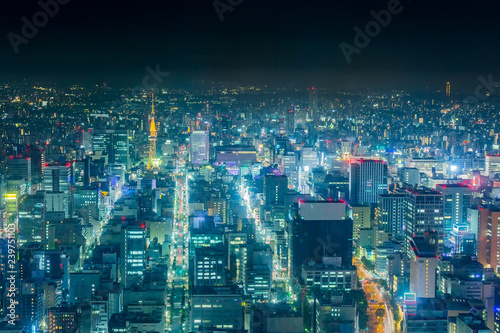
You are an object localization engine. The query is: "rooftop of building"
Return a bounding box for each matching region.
[302,264,357,271]
[192,285,242,296]
[410,236,438,257]
[436,184,471,189]
[457,313,489,330]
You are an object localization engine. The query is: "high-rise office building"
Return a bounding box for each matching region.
[351,205,371,241]
[290,200,352,279]
[349,159,388,205]
[409,235,438,298]
[92,129,130,169]
[8,157,32,194]
[190,227,224,258]
[208,197,228,225]
[43,163,73,219]
[194,245,226,287]
[377,193,405,235]
[73,185,101,220]
[478,206,500,273]
[226,232,247,284]
[190,130,209,165]
[301,147,318,173]
[18,191,45,244]
[43,164,71,194]
[120,225,146,288]
[404,189,444,257]
[46,191,69,219]
[467,207,480,256]
[7,176,27,198]
[245,267,272,300]
[282,153,298,189]
[27,149,45,181]
[435,184,472,235]
[263,175,288,206]
[190,286,243,332]
[20,280,44,330]
[73,158,90,187]
[48,306,79,333]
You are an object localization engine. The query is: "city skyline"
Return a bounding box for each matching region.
[1,1,500,333]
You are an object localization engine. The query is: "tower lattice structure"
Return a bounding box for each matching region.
[147,94,157,169]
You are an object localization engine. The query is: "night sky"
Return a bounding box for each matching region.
[0,0,499,91]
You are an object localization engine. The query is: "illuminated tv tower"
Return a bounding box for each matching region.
[446,82,451,97]
[147,93,157,169]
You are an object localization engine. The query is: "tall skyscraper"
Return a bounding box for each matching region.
[20,280,44,329]
[194,245,226,287]
[92,129,130,169]
[8,157,32,194]
[263,175,288,206]
[349,159,388,205]
[446,82,451,97]
[72,158,90,187]
[43,164,71,194]
[351,205,371,241]
[435,184,472,235]
[190,130,209,165]
[404,189,444,257]
[478,206,500,273]
[290,200,352,280]
[282,153,298,189]
[409,235,438,298]
[18,191,45,244]
[377,193,405,235]
[120,225,146,288]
